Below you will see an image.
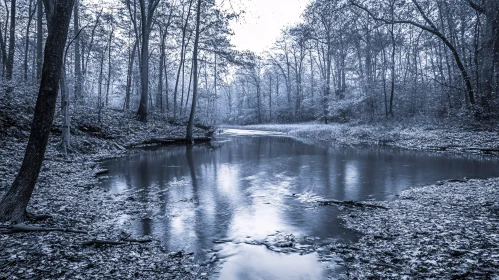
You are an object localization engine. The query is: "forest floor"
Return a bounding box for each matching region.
[233,122,499,278]
[0,91,210,279]
[2,86,499,279]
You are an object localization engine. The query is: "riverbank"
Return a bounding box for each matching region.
[0,94,209,279]
[234,122,499,278]
[2,90,498,279]
[232,121,499,156]
[335,178,499,278]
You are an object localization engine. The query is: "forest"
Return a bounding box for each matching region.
[0,0,497,126]
[0,0,499,279]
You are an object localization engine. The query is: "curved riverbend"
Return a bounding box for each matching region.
[100,129,499,279]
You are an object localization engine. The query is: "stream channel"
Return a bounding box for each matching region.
[100,129,499,279]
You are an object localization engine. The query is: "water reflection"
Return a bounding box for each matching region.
[101,131,499,279]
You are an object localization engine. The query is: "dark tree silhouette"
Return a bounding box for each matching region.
[0,0,75,223]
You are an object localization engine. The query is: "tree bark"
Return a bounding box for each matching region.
[0,21,6,77]
[105,26,114,107]
[124,40,137,110]
[23,0,36,82]
[186,0,202,141]
[73,0,82,102]
[5,0,16,92]
[60,61,70,156]
[173,0,194,122]
[0,0,75,223]
[36,0,43,80]
[389,4,396,117]
[157,29,166,113]
[136,0,160,122]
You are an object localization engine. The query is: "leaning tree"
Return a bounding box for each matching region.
[0,0,75,223]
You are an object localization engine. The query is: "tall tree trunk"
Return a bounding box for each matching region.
[165,63,169,114]
[124,40,137,110]
[98,49,104,122]
[0,0,75,223]
[186,0,201,141]
[136,0,159,122]
[24,0,36,82]
[73,0,82,103]
[389,10,396,118]
[36,0,43,80]
[157,30,166,113]
[269,75,272,122]
[5,0,16,93]
[184,59,194,116]
[0,21,6,78]
[172,0,193,121]
[136,2,149,121]
[476,0,499,110]
[60,61,70,156]
[105,27,114,107]
[324,35,332,124]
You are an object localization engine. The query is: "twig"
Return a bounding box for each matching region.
[82,238,153,246]
[1,225,87,234]
[320,200,388,209]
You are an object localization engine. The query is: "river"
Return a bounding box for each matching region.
[100,129,499,279]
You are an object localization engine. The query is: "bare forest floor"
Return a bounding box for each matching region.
[234,121,499,278]
[0,91,210,279]
[1,86,499,279]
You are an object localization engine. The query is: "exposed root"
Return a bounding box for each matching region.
[24,212,53,221]
[129,137,212,147]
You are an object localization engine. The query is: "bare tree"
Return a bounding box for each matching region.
[5,0,16,92]
[351,0,476,105]
[0,0,75,223]
[186,0,201,141]
[136,0,161,121]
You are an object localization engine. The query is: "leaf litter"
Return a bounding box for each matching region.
[2,92,499,278]
[0,94,210,279]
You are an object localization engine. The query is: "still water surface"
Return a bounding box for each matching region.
[101,129,499,279]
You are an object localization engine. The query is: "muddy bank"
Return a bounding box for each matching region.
[0,96,210,279]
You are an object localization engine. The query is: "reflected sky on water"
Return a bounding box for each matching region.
[101,129,499,279]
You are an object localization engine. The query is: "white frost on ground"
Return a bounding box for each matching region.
[228,122,499,155]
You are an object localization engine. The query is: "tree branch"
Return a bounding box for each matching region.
[466,0,486,14]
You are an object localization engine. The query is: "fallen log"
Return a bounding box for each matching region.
[82,240,127,246]
[129,137,212,147]
[25,212,53,221]
[94,169,109,176]
[194,123,213,131]
[82,238,153,246]
[1,225,88,234]
[467,147,499,153]
[320,199,388,209]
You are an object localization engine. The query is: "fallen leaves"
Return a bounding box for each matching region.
[335,178,499,278]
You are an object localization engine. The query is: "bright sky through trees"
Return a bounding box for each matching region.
[222,0,310,53]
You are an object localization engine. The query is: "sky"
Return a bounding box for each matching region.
[221,0,311,53]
